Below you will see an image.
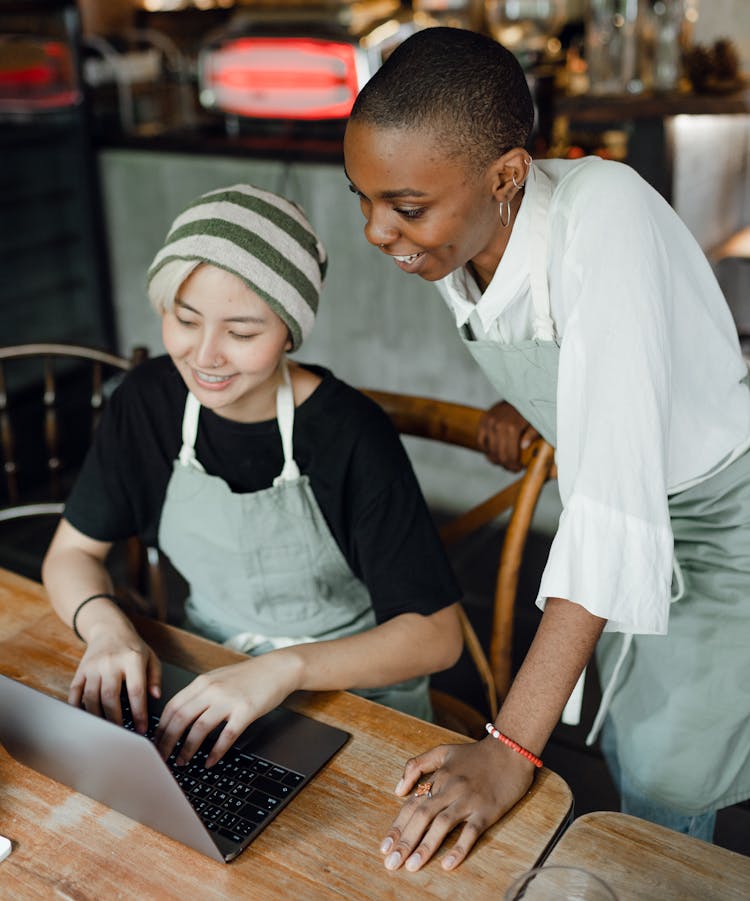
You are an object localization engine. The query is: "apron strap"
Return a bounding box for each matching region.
[178,362,300,483]
[527,164,557,343]
[671,555,686,603]
[178,392,206,472]
[561,667,586,726]
[273,357,301,485]
[585,632,634,746]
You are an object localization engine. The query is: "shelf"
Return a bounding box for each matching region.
[554,86,750,123]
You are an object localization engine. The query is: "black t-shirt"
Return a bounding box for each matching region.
[64,356,461,623]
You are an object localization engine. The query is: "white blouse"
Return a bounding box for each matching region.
[437,157,750,635]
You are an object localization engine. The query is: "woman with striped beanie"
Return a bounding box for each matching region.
[42,184,463,769]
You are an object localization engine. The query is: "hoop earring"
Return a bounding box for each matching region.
[499,200,511,228]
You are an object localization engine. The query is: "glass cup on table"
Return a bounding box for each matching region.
[504,864,618,900]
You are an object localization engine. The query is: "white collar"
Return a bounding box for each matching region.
[439,186,532,330]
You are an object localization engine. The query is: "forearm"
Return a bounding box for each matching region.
[42,523,133,642]
[43,544,110,620]
[493,596,606,756]
[378,597,606,874]
[275,604,462,694]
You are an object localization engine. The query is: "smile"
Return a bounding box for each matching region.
[391,252,424,264]
[193,369,235,385]
[197,371,228,383]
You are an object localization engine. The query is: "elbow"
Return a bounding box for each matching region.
[40,545,57,591]
[428,604,464,672]
[41,519,66,589]
[438,641,463,674]
[40,522,86,592]
[443,622,464,670]
[41,529,68,590]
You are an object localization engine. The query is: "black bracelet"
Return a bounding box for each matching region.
[72,593,119,642]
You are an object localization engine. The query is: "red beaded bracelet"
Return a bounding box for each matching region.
[485,723,543,768]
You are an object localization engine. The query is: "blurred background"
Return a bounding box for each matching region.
[1,0,747,512]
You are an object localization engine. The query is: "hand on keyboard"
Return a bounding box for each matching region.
[154,654,297,767]
[122,699,303,847]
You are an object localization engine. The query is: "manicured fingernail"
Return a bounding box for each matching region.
[380,837,393,854]
[385,852,401,870]
[442,854,457,870]
[394,779,405,794]
[405,853,421,872]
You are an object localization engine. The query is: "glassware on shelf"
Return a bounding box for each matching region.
[585,0,641,95]
[649,0,689,91]
[484,0,567,69]
[646,0,697,91]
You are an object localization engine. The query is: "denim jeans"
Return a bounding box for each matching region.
[600,717,717,843]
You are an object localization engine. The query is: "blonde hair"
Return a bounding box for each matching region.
[147,258,201,314]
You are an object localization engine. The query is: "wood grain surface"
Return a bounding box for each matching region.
[0,568,574,900]
[544,811,750,900]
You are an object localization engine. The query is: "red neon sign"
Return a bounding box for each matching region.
[202,37,361,120]
[0,39,80,109]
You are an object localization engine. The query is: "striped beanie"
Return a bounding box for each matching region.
[147,184,327,350]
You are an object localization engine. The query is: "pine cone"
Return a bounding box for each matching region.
[712,38,740,82]
[683,44,714,91]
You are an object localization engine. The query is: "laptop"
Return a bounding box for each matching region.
[0,662,349,862]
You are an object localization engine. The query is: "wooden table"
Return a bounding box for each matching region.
[0,568,573,900]
[544,811,750,900]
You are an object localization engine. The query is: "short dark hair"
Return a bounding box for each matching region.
[349,27,535,169]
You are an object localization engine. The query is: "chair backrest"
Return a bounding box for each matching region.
[0,343,148,504]
[360,389,556,726]
[0,343,165,617]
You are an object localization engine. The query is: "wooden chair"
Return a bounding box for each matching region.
[0,342,167,619]
[708,225,750,267]
[361,389,556,739]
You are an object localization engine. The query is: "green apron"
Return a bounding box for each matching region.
[458,163,750,813]
[158,359,431,720]
[597,448,750,813]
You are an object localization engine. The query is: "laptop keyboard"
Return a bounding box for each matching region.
[122,708,304,848]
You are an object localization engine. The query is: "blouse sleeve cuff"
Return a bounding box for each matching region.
[536,492,673,635]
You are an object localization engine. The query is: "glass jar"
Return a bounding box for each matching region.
[650,0,688,91]
[484,0,567,69]
[585,0,641,94]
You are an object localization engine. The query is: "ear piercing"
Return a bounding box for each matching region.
[512,156,533,190]
[499,200,511,228]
